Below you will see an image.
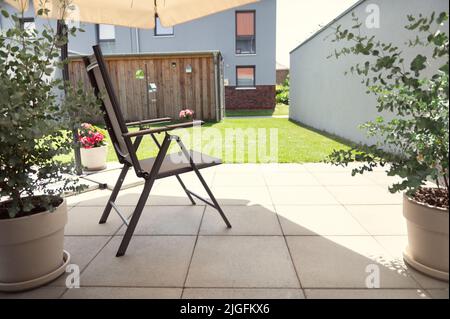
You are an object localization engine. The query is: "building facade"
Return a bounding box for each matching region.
[289,0,448,145]
[1,0,277,110]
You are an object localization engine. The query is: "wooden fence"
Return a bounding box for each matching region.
[68,51,224,122]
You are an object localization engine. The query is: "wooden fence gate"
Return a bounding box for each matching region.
[69,51,224,122]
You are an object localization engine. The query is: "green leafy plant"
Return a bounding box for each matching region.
[0,2,100,218]
[325,11,449,208]
[276,75,290,105]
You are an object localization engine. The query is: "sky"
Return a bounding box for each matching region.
[277,0,360,67]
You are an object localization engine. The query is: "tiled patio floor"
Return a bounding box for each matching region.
[1,164,448,299]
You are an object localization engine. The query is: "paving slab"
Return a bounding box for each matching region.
[62,287,182,299]
[117,206,204,236]
[186,236,300,288]
[82,167,143,190]
[346,205,407,236]
[81,236,196,287]
[269,186,339,205]
[263,172,320,186]
[200,205,282,236]
[374,236,450,290]
[214,172,266,187]
[287,236,420,289]
[426,289,449,299]
[276,205,369,236]
[0,287,66,299]
[304,289,430,299]
[182,288,304,299]
[50,236,112,287]
[65,206,134,236]
[311,172,377,186]
[65,189,112,207]
[326,186,402,205]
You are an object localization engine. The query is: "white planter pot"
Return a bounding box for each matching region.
[0,198,70,292]
[80,145,108,171]
[403,193,449,281]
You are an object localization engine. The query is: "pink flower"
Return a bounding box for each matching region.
[78,123,106,149]
[179,108,194,119]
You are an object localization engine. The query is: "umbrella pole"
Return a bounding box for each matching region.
[57,20,83,175]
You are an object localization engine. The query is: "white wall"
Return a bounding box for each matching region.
[289,0,449,145]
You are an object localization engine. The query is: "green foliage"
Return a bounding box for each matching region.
[276,76,290,105]
[0,3,100,218]
[326,11,449,195]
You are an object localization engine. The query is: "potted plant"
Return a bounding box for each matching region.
[326,12,449,281]
[179,108,195,122]
[78,123,108,171]
[0,4,96,291]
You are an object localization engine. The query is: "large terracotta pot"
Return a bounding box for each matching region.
[0,199,70,292]
[80,145,108,171]
[403,193,449,281]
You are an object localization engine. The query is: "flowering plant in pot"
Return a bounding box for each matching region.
[326,11,449,281]
[179,108,195,121]
[0,2,100,291]
[78,123,108,171]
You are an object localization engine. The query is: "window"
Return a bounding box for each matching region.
[236,11,255,54]
[236,66,255,87]
[19,17,35,32]
[155,17,174,36]
[98,24,116,42]
[97,24,115,53]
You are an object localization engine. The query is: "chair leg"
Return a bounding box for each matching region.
[175,138,231,228]
[194,168,232,228]
[175,175,196,205]
[99,164,129,224]
[116,178,155,257]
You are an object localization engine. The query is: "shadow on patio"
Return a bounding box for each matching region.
[1,164,448,299]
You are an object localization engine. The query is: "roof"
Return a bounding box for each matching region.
[290,0,366,55]
[276,62,289,70]
[69,50,222,59]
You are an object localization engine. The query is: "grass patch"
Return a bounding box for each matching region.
[59,118,350,164]
[225,104,289,117]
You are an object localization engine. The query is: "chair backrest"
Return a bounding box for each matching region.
[83,45,132,165]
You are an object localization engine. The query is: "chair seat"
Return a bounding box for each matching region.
[139,150,221,179]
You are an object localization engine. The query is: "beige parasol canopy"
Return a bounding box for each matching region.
[4,0,259,29]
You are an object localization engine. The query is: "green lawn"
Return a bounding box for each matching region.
[225,104,289,117]
[61,118,350,164]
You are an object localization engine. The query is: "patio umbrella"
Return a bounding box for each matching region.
[5,0,259,28]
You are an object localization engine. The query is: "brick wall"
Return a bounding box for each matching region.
[225,85,276,110]
[276,69,289,85]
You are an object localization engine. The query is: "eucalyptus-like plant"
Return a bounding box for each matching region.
[326,11,449,208]
[0,2,100,218]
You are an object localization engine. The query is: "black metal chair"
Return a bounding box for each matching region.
[84,45,231,257]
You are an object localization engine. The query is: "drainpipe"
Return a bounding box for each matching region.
[213,53,220,122]
[135,28,140,53]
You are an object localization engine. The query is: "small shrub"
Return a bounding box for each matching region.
[276,76,290,105]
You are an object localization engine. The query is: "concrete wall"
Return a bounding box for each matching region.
[289,0,449,145]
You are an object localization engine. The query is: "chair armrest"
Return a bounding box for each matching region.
[166,121,204,130]
[126,117,172,127]
[122,121,204,138]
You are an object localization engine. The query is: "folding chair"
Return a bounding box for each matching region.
[83,45,231,257]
